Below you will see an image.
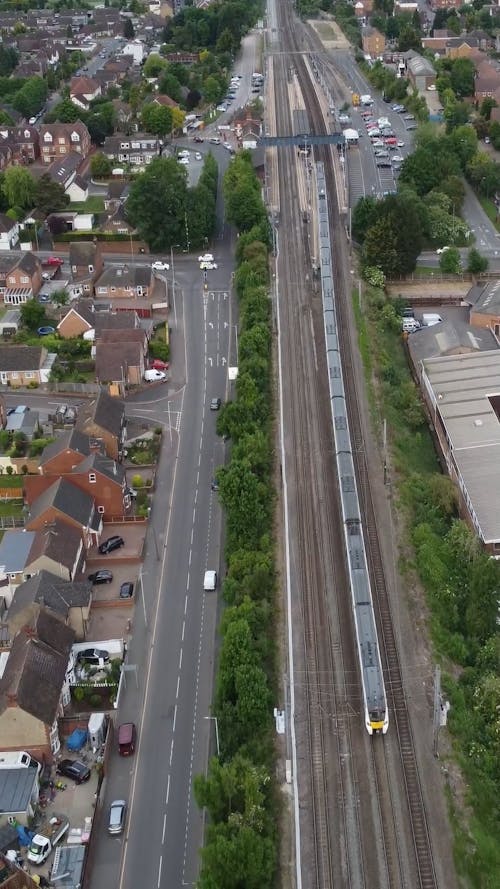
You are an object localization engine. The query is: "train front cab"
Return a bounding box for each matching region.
[368,707,389,735]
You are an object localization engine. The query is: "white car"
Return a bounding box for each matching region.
[179,156,190,165]
[216,103,227,112]
[391,155,404,163]
[198,253,214,263]
[436,246,450,255]
[195,152,202,161]
[427,84,437,91]
[152,261,170,271]
[397,141,405,148]
[178,150,189,158]
[200,261,218,270]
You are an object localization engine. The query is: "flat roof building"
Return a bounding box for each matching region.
[421,349,500,552]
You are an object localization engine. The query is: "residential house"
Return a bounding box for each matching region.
[0,215,20,252]
[474,63,500,100]
[39,122,91,164]
[5,408,39,440]
[429,0,462,8]
[104,179,130,211]
[25,478,103,548]
[1,252,42,304]
[361,27,386,57]
[68,242,103,298]
[153,94,180,110]
[0,605,75,760]
[98,326,148,354]
[100,204,135,236]
[95,265,153,300]
[407,54,436,91]
[57,301,95,338]
[95,340,145,391]
[38,428,92,475]
[66,174,88,203]
[46,151,84,192]
[76,388,126,460]
[7,571,92,641]
[0,345,51,387]
[24,520,85,582]
[165,51,198,65]
[0,125,39,164]
[0,531,36,608]
[47,210,94,234]
[103,133,160,166]
[122,39,146,65]
[70,75,101,110]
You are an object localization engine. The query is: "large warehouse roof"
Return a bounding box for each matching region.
[422,350,500,543]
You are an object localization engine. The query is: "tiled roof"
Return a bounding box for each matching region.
[39,428,91,466]
[0,346,44,372]
[77,388,124,439]
[95,341,143,382]
[69,241,97,268]
[27,518,83,572]
[28,477,95,528]
[72,451,125,484]
[8,570,91,622]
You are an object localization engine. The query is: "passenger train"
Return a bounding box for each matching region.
[316,162,388,734]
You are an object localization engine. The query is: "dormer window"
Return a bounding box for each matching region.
[71,132,80,142]
[44,133,53,142]
[89,473,96,483]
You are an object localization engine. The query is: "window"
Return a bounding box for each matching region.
[89,472,96,483]
[44,133,53,142]
[7,276,15,284]
[88,264,94,273]
[97,505,105,514]
[25,372,34,379]
[70,132,80,142]
[58,137,65,144]
[20,276,28,284]
[10,372,18,379]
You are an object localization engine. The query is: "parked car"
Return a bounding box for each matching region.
[209,137,221,144]
[193,135,204,143]
[179,156,189,165]
[88,569,113,585]
[210,397,221,411]
[151,261,169,271]
[56,759,91,784]
[397,141,405,148]
[118,722,136,756]
[391,155,404,163]
[108,800,127,835]
[195,152,202,161]
[200,261,218,270]
[77,648,110,665]
[144,369,166,382]
[46,256,63,266]
[198,253,214,263]
[150,359,169,371]
[119,582,134,599]
[99,535,125,555]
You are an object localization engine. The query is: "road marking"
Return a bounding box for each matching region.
[176,675,181,698]
[173,703,177,732]
[188,548,192,567]
[165,774,170,805]
[181,620,185,642]
[179,648,183,671]
[184,594,188,615]
[157,855,162,888]
[162,813,167,845]
[169,739,174,767]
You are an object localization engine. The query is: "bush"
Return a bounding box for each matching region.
[73,687,85,702]
[131,474,144,489]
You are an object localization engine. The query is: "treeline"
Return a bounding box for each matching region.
[162,0,264,57]
[125,153,218,251]
[193,152,278,887]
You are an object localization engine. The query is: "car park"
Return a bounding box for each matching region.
[99,535,125,554]
[108,800,127,835]
[210,397,221,410]
[119,581,134,599]
[151,261,169,271]
[57,759,91,784]
[88,569,113,585]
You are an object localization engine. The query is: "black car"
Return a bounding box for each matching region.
[210,398,221,411]
[119,582,134,599]
[98,536,125,555]
[377,161,392,168]
[77,647,110,665]
[57,759,91,784]
[88,569,113,585]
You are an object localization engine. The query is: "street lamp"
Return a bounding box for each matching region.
[204,715,220,757]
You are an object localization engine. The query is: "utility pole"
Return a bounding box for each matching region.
[433,664,442,758]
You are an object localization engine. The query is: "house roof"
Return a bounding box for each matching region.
[39,121,90,143]
[0,531,36,574]
[153,94,179,108]
[107,180,129,200]
[69,241,98,268]
[8,570,91,625]
[0,213,16,233]
[77,387,124,439]
[26,518,83,573]
[408,54,436,76]
[27,477,95,529]
[58,301,95,331]
[72,451,125,485]
[47,151,83,186]
[0,766,39,816]
[70,75,100,95]
[98,327,146,346]
[95,340,143,382]
[95,265,152,289]
[0,346,44,372]
[0,607,75,726]
[39,428,91,466]
[469,279,500,315]
[16,252,41,276]
[94,311,139,335]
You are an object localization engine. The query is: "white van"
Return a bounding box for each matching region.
[144,369,166,382]
[203,570,217,591]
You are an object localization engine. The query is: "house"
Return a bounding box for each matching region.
[39,122,91,164]
[0,125,39,164]
[98,326,148,354]
[68,242,103,298]
[57,301,95,338]
[1,252,43,304]
[0,531,36,608]
[25,478,103,548]
[46,210,94,235]
[95,265,153,300]
[165,51,198,65]
[0,606,75,760]
[95,340,145,391]
[77,388,126,460]
[0,345,50,387]
[38,427,92,474]
[7,571,92,641]
[70,75,101,109]
[66,174,88,203]
[0,215,20,252]
[407,54,436,91]
[24,520,85,583]
[429,0,462,8]
[361,27,386,58]
[46,151,84,190]
[104,179,130,211]
[474,64,500,100]
[5,408,39,440]
[153,94,180,109]
[122,39,146,65]
[100,204,136,236]
[103,133,160,166]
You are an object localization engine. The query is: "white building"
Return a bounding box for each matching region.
[122,39,146,66]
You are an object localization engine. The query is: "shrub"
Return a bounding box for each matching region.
[131,474,144,489]
[73,687,85,702]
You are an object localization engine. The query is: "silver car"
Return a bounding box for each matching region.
[108,800,127,835]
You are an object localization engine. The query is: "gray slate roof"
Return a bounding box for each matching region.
[0,767,39,816]
[78,388,124,439]
[0,346,44,372]
[26,518,83,573]
[39,428,91,466]
[72,451,125,485]
[8,570,91,623]
[28,478,95,528]
[0,531,36,574]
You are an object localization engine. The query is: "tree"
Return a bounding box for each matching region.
[439,247,461,274]
[352,195,379,242]
[51,289,69,310]
[12,75,48,118]
[34,174,69,214]
[91,152,113,179]
[158,72,182,104]
[186,88,201,111]
[448,124,478,169]
[2,166,36,209]
[20,300,45,331]
[199,823,276,889]
[480,97,497,121]
[45,98,80,123]
[126,156,187,251]
[450,57,475,98]
[141,102,173,138]
[194,754,270,827]
[143,54,167,79]
[123,18,134,40]
[467,248,488,275]
[0,46,18,77]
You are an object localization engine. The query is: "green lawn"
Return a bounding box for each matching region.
[0,499,24,517]
[69,196,105,213]
[0,475,24,488]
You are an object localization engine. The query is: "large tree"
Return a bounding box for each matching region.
[126,156,187,251]
[34,174,69,214]
[141,102,173,139]
[2,166,36,209]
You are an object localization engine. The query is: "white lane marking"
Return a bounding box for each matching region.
[169,739,174,767]
[176,675,181,699]
[165,774,170,805]
[184,594,188,615]
[188,549,192,567]
[162,813,167,845]
[157,855,162,888]
[173,703,177,733]
[179,648,183,671]
[181,620,185,642]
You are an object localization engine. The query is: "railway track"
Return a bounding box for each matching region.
[275,2,439,887]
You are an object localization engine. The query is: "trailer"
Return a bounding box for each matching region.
[28,814,69,864]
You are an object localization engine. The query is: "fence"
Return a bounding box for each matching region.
[0,516,24,529]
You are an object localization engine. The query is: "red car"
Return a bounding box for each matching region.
[46,256,63,266]
[151,359,169,371]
